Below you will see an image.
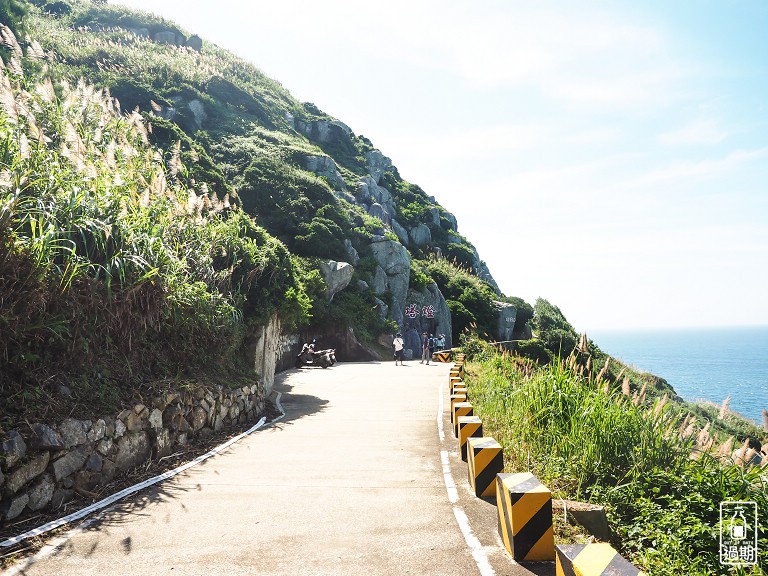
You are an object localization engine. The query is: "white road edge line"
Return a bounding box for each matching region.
[0,390,287,568]
[437,381,495,576]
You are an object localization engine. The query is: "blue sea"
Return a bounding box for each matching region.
[590,326,768,424]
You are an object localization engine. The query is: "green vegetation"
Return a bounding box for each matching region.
[0,0,536,435]
[0,34,311,428]
[422,257,499,337]
[461,335,767,575]
[14,0,499,337]
[513,297,676,399]
[0,0,27,37]
[531,298,579,357]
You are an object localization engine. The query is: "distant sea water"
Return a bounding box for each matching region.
[590,326,768,424]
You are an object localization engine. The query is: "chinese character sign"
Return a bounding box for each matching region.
[404,304,420,319]
[422,305,435,319]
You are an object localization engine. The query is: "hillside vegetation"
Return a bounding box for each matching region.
[0,0,532,430]
[461,336,767,575]
[0,38,311,427]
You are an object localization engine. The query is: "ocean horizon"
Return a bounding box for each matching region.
[590,325,768,424]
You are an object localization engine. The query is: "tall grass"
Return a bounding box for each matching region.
[0,24,310,426]
[463,339,768,575]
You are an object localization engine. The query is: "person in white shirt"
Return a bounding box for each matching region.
[393,333,405,366]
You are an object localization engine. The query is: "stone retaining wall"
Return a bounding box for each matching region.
[0,383,265,522]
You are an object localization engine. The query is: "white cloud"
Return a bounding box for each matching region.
[659,119,729,146]
[629,147,768,186]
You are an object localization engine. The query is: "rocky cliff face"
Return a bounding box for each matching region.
[294,117,496,289]
[402,283,453,358]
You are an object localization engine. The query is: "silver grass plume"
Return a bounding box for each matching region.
[169,140,182,178]
[718,396,731,420]
[0,69,18,122]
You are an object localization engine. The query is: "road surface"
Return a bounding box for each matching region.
[4,361,549,575]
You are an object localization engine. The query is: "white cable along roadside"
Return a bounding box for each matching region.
[0,392,286,551]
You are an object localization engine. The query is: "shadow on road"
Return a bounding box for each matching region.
[270,370,330,427]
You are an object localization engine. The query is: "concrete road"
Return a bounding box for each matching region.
[5,361,547,576]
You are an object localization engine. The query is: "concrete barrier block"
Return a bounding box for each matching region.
[555,543,645,575]
[457,416,483,461]
[451,384,467,397]
[432,351,452,363]
[452,402,473,437]
[496,472,554,562]
[467,437,503,497]
[449,393,467,424]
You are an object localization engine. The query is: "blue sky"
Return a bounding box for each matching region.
[117,0,768,331]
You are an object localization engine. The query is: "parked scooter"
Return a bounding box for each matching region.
[315,347,337,365]
[295,340,335,368]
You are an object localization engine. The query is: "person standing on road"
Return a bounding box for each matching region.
[428,334,436,361]
[421,332,430,364]
[393,332,405,366]
[436,334,445,351]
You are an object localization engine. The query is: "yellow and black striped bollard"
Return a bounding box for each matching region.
[451,384,467,397]
[466,437,503,497]
[433,350,452,363]
[449,393,467,424]
[457,415,483,461]
[555,543,645,576]
[451,402,473,437]
[496,472,555,562]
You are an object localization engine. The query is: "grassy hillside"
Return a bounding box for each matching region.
[24,0,488,269]
[0,0,528,430]
[0,35,312,428]
[461,337,767,574]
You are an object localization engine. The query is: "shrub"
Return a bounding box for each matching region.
[0,57,310,427]
[409,259,431,291]
[426,258,498,337]
[532,298,579,356]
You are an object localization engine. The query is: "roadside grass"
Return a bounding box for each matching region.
[0,29,311,430]
[462,340,768,575]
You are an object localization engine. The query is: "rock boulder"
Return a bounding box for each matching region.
[153,31,178,45]
[59,418,89,448]
[369,240,410,325]
[409,224,432,247]
[305,155,347,192]
[2,430,27,468]
[52,446,90,482]
[186,34,203,51]
[391,219,409,245]
[402,282,452,359]
[319,260,354,301]
[7,452,50,493]
[27,474,55,511]
[494,301,517,341]
[30,423,64,451]
[188,99,207,129]
[364,149,392,184]
[114,432,150,472]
